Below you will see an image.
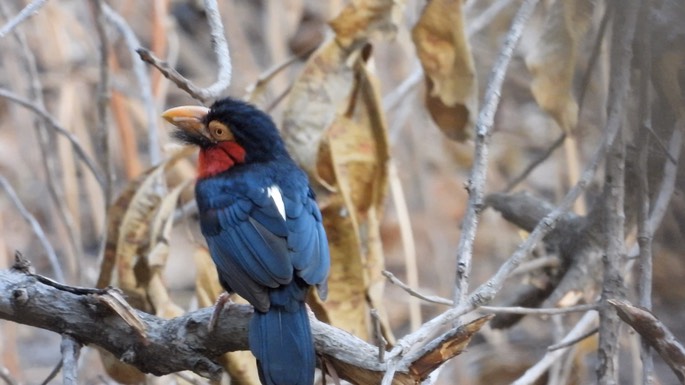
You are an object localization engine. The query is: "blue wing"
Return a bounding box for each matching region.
[198,181,329,311]
[284,188,329,299]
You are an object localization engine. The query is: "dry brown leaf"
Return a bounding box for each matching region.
[412,0,478,141]
[329,0,403,49]
[146,181,189,318]
[194,248,261,385]
[283,40,391,341]
[283,0,403,181]
[96,149,192,382]
[526,0,594,132]
[280,0,401,342]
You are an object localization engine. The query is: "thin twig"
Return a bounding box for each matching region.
[0,1,82,280]
[0,367,18,385]
[452,0,541,311]
[548,327,599,351]
[480,304,598,315]
[0,89,105,187]
[101,3,160,165]
[0,175,64,282]
[646,122,682,232]
[200,0,232,97]
[512,312,598,385]
[138,0,232,103]
[504,133,566,192]
[389,162,421,330]
[91,0,113,206]
[60,335,81,385]
[386,268,598,315]
[0,0,48,38]
[466,0,516,37]
[137,48,210,103]
[40,361,63,385]
[626,122,683,259]
[370,309,387,363]
[383,66,423,113]
[90,0,114,273]
[577,2,612,113]
[510,255,561,276]
[635,3,655,381]
[383,270,452,306]
[244,46,317,103]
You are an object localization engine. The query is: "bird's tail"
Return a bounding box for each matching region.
[249,285,315,385]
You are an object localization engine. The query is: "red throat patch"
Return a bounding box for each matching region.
[197,141,246,178]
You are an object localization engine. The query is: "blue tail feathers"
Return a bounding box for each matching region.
[248,282,315,385]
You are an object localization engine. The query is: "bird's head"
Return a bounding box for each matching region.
[163,97,286,178]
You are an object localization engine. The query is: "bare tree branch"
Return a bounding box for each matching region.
[635,2,655,380]
[0,367,18,385]
[503,133,566,193]
[0,1,82,280]
[512,311,598,385]
[597,1,639,383]
[0,0,48,38]
[101,3,160,166]
[0,267,486,385]
[138,0,232,103]
[0,177,64,282]
[452,0,540,312]
[60,335,81,385]
[0,88,105,187]
[90,0,113,208]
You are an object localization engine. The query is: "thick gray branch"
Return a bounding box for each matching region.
[0,268,417,383]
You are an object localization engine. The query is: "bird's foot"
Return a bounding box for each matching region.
[208,292,233,332]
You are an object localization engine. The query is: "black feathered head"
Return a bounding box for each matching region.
[163,97,287,163]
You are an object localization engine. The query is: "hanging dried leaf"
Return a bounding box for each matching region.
[96,149,193,383]
[283,0,404,183]
[283,1,403,340]
[411,0,478,141]
[329,0,403,49]
[194,248,261,385]
[283,39,392,340]
[526,0,594,132]
[145,181,189,318]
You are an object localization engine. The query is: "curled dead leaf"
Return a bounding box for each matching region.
[525,0,594,132]
[412,0,478,141]
[282,2,397,339]
[96,149,193,381]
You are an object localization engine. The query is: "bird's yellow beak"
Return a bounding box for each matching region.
[161,106,210,133]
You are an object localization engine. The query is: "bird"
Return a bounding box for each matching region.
[162,98,330,385]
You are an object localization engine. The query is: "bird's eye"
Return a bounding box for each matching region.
[208,121,234,141]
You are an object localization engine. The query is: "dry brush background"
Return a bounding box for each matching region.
[0,0,684,384]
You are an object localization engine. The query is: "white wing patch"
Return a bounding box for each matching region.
[267,185,286,220]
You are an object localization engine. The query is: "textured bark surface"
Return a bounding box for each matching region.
[0,267,446,384]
